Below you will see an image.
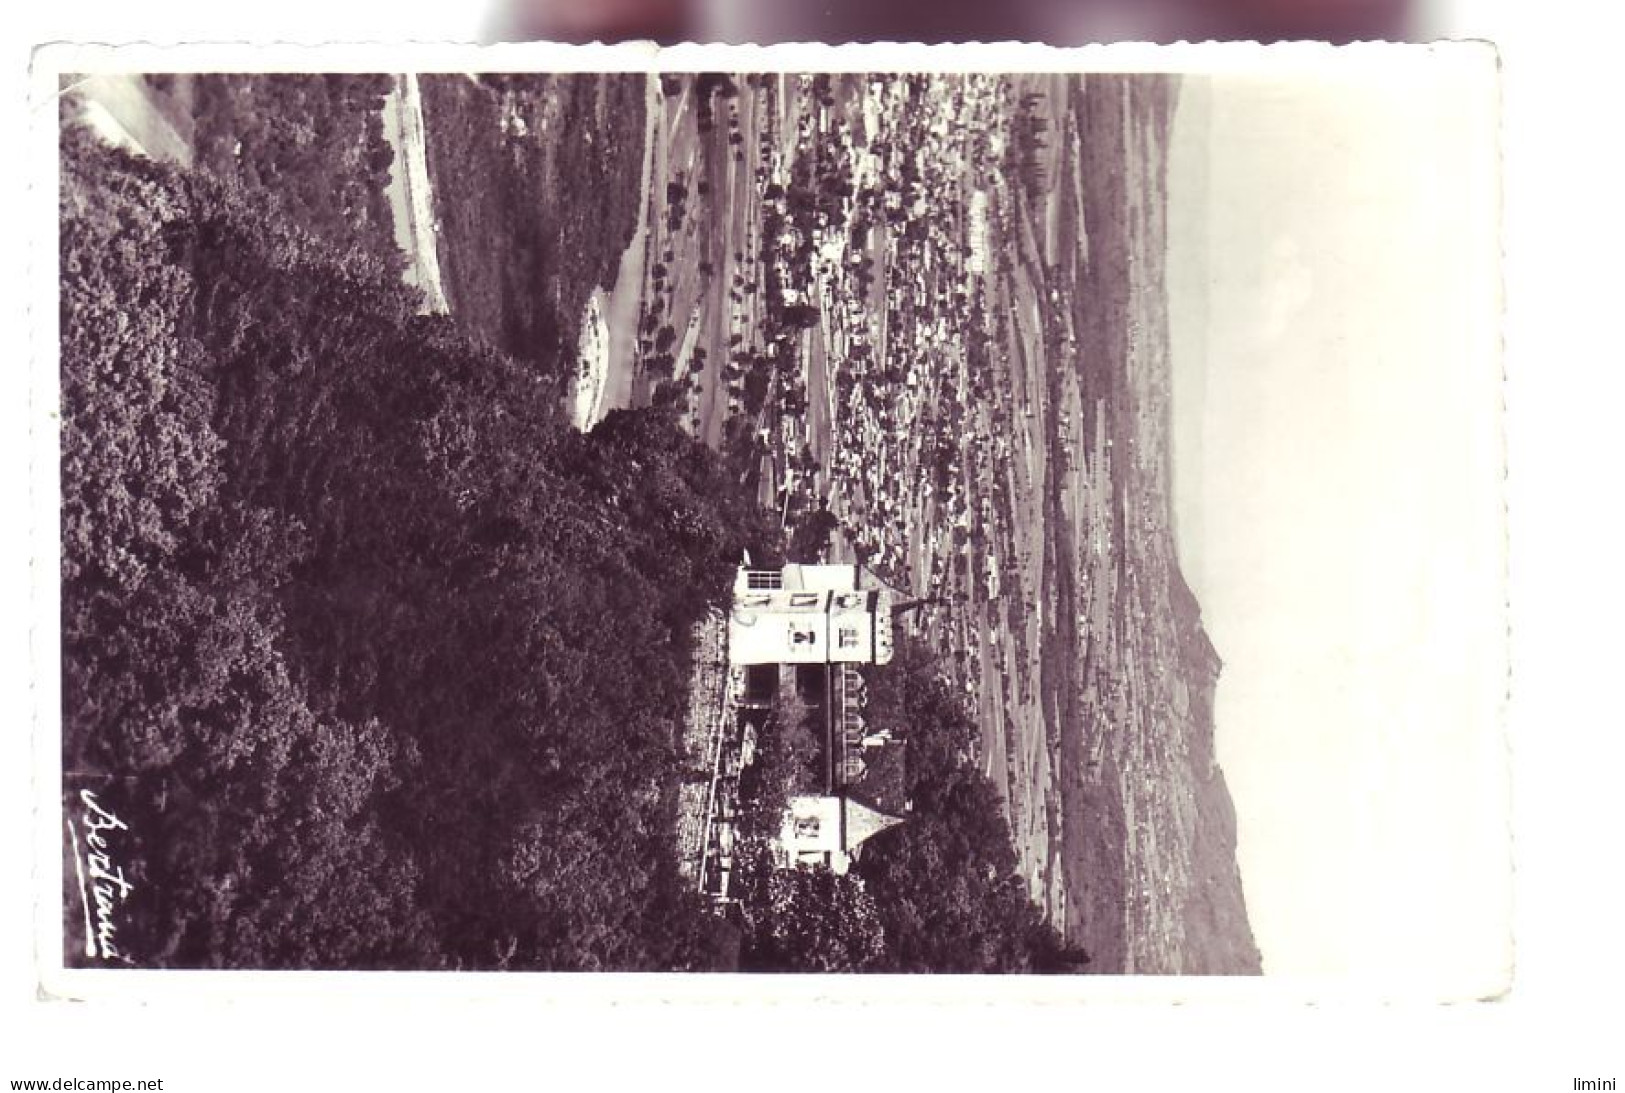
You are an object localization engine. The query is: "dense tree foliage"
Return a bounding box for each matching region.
[735,849,886,973]
[185,74,402,273]
[416,75,645,378]
[854,639,1088,973]
[732,693,819,843]
[60,126,769,970]
[786,503,840,564]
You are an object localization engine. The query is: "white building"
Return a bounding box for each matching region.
[728,564,895,667]
[727,563,907,874]
[778,793,906,875]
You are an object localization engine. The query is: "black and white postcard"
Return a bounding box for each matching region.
[33,42,1507,996]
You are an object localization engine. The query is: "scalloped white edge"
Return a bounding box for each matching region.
[27,39,1504,1007]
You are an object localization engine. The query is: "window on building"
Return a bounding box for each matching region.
[838,627,860,649]
[747,570,783,590]
[835,593,864,609]
[738,594,772,608]
[789,592,821,607]
[795,817,821,838]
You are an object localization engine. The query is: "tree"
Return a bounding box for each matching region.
[59,129,768,971]
[739,858,885,973]
[850,636,1075,973]
[788,505,840,563]
[780,303,820,330]
[735,692,821,841]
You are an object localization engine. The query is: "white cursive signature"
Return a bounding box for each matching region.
[68,789,136,964]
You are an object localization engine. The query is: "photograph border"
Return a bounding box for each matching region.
[30,37,1507,1006]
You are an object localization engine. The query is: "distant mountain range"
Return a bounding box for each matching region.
[1167,566,1262,973]
[1043,74,1260,974]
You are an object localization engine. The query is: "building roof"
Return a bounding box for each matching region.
[842,794,906,851]
[847,740,909,817]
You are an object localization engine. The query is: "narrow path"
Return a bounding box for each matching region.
[379,74,449,315]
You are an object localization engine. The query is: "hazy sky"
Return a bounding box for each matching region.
[1164,51,1509,994]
